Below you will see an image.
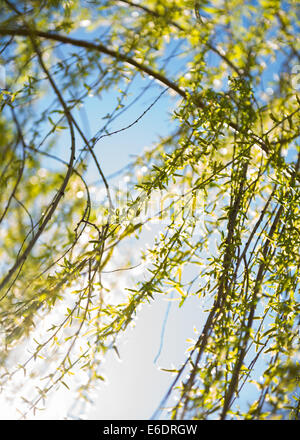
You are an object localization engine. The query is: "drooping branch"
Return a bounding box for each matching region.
[0,26,270,154]
[0,31,76,297]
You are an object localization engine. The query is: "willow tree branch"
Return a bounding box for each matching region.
[0,31,76,297]
[118,0,242,75]
[0,26,269,153]
[220,150,300,419]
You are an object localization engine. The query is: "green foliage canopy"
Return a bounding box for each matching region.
[0,0,299,419]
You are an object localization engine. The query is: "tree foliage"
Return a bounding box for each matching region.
[0,0,299,419]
